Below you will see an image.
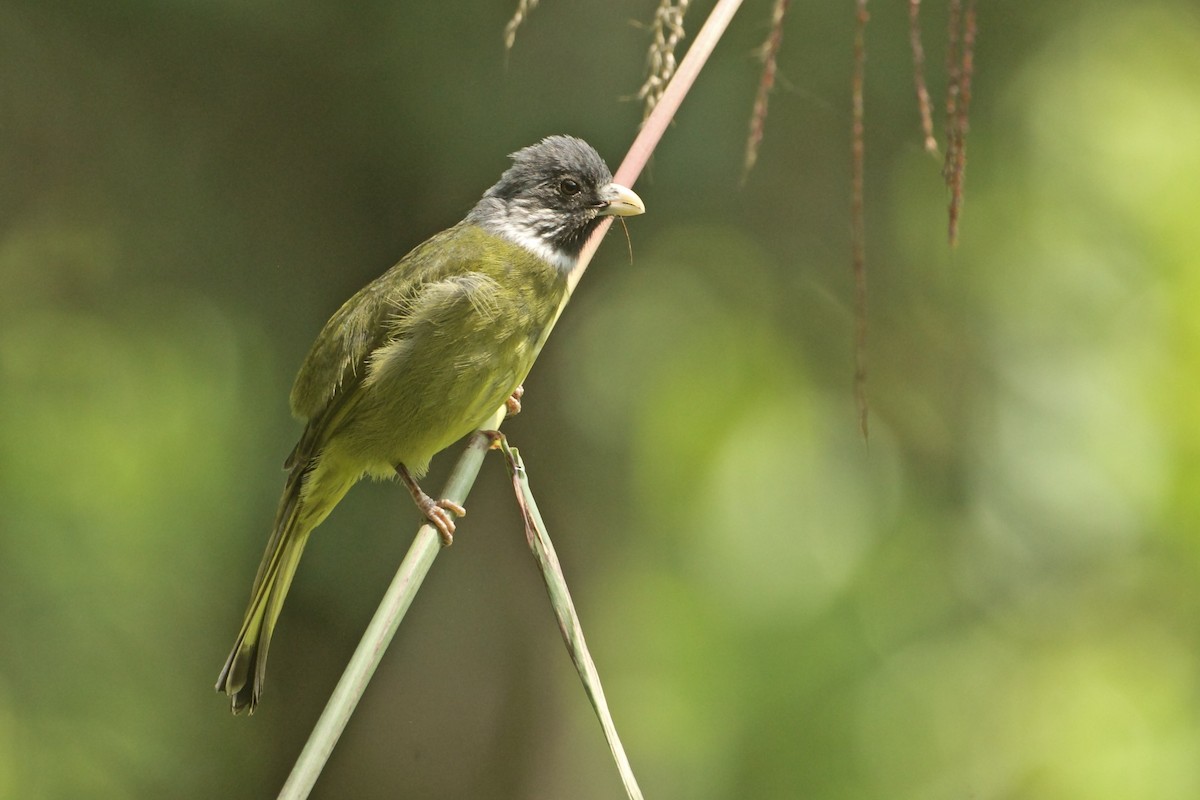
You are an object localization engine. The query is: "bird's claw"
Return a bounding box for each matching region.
[421,497,466,546]
[505,385,524,417]
[397,463,466,546]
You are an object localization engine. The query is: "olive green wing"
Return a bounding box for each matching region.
[288,225,473,420]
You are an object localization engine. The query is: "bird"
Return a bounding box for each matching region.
[215,135,644,714]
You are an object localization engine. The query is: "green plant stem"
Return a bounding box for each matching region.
[277,409,504,800]
[568,0,744,295]
[280,0,744,795]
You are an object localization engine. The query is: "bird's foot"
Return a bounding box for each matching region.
[420,496,466,546]
[396,464,465,546]
[505,385,524,417]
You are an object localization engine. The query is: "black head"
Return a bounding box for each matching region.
[468,135,644,270]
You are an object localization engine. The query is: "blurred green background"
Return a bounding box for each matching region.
[3,1,1199,798]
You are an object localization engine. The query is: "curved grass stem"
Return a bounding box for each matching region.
[280,1,745,796]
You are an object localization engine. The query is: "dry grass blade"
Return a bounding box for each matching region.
[637,0,691,119]
[942,0,961,243]
[504,0,541,51]
[908,0,938,154]
[742,0,790,181]
[943,0,976,245]
[499,441,645,800]
[852,0,870,441]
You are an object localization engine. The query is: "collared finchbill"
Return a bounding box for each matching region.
[217,135,644,714]
[598,182,645,217]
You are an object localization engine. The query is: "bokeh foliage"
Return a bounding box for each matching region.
[2,1,1198,798]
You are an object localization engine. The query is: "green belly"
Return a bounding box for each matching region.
[329,268,563,477]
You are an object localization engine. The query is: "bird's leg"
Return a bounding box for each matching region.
[395,464,465,546]
[505,385,524,417]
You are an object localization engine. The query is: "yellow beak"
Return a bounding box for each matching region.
[598,182,646,217]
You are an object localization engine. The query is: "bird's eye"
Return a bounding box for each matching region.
[558,178,581,196]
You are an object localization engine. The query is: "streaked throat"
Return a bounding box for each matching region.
[481,212,579,274]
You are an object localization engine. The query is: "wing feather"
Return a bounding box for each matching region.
[288,224,487,419]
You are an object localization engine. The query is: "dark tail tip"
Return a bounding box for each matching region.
[216,640,263,715]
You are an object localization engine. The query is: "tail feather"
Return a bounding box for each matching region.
[216,456,354,714]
